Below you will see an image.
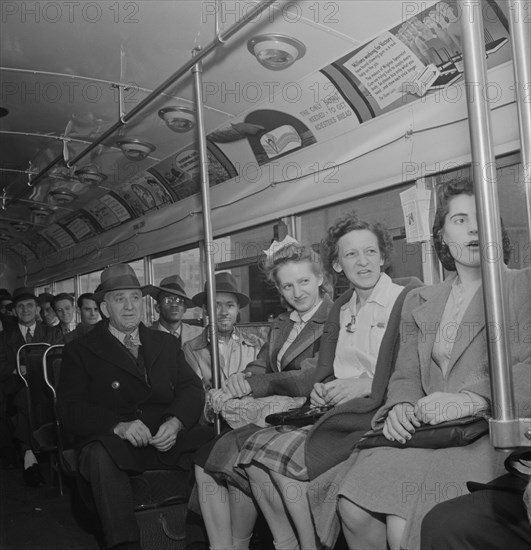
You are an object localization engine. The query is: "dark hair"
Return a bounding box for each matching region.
[432,177,511,271]
[51,292,74,311]
[262,242,331,297]
[323,211,394,274]
[77,293,96,309]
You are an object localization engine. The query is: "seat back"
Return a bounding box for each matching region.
[16,343,55,452]
[42,345,77,475]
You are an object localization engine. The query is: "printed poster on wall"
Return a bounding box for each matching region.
[322,0,511,123]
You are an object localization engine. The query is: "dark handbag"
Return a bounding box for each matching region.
[265,403,334,427]
[356,416,489,450]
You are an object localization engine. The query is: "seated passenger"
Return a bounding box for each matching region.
[37,292,60,327]
[184,272,264,391]
[57,263,212,550]
[64,292,100,343]
[194,240,333,550]
[421,450,531,550]
[231,214,410,550]
[147,275,203,344]
[51,292,76,335]
[2,287,63,486]
[334,178,530,550]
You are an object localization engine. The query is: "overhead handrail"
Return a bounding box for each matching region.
[458,0,530,449]
[6,0,279,207]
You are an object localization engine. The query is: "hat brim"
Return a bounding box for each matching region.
[192,291,250,308]
[93,285,149,303]
[144,285,194,308]
[11,294,38,307]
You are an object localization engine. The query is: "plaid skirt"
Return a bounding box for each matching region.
[235,424,313,481]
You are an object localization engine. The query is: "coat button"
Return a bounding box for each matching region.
[136,408,143,416]
[111,381,120,390]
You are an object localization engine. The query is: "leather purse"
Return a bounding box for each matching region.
[265,403,334,427]
[356,416,489,450]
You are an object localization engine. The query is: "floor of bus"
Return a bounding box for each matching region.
[0,456,103,550]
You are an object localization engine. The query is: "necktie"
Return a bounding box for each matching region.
[26,327,33,343]
[123,333,139,359]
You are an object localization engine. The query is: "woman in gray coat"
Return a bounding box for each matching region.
[335,178,531,550]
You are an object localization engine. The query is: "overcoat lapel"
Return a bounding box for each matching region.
[445,287,485,375]
[268,314,294,373]
[139,324,163,373]
[412,277,454,375]
[279,299,330,370]
[82,322,146,381]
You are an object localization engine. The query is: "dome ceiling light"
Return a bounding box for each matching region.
[49,188,77,205]
[116,138,156,161]
[10,221,32,232]
[247,34,306,71]
[75,166,108,185]
[158,106,196,133]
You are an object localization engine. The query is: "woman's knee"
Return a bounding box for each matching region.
[337,496,370,531]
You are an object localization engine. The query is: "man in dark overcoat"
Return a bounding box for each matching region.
[57,264,209,550]
[1,287,63,482]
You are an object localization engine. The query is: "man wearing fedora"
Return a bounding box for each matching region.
[57,263,209,550]
[184,272,264,392]
[1,287,63,483]
[147,275,202,345]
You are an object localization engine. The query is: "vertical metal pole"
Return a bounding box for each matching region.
[458,1,517,446]
[508,0,531,236]
[193,51,221,434]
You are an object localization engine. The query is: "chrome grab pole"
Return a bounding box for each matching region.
[458,1,521,448]
[193,52,221,435]
[508,0,531,238]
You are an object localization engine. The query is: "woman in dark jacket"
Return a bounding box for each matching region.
[195,239,333,550]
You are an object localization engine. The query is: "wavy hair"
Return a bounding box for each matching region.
[433,177,511,271]
[323,211,394,275]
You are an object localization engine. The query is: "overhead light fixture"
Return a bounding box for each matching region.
[0,232,12,242]
[247,34,306,71]
[10,221,31,232]
[158,106,195,133]
[30,206,53,224]
[116,138,156,161]
[49,188,77,205]
[75,166,107,185]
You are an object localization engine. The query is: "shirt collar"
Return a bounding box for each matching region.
[158,322,182,337]
[109,324,140,344]
[341,272,394,311]
[289,298,323,324]
[19,322,37,334]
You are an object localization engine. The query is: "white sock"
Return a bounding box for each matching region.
[24,450,37,470]
[273,534,300,550]
[233,535,252,550]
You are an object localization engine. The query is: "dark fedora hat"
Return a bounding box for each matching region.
[145,275,194,308]
[0,288,12,300]
[92,263,148,303]
[192,272,250,308]
[11,287,38,305]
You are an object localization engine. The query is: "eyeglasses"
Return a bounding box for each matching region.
[161,296,185,305]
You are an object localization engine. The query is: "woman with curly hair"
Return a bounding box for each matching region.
[219,212,416,550]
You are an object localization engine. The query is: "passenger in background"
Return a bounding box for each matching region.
[2,287,63,486]
[37,293,60,327]
[64,293,100,343]
[0,289,13,316]
[146,275,202,345]
[335,178,530,550]
[57,263,210,550]
[195,240,333,550]
[51,292,76,335]
[184,272,264,392]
